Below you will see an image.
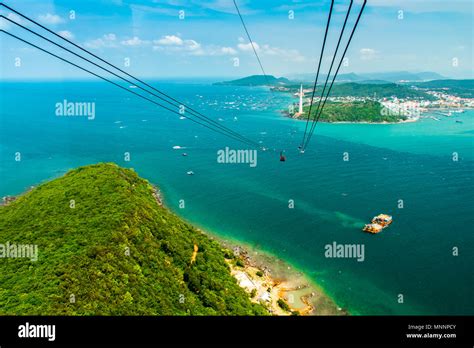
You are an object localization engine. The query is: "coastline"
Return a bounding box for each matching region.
[153,186,345,316]
[216,236,347,316]
[1,169,344,316]
[152,188,344,316]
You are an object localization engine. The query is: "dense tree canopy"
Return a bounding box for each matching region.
[0,163,267,315]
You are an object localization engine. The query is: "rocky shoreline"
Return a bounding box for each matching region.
[151,184,346,316]
[216,239,348,316]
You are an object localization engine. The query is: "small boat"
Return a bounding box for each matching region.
[187,171,194,175]
[372,214,392,227]
[179,116,186,120]
[456,120,463,123]
[173,145,183,149]
[362,223,383,234]
[363,214,392,234]
[280,151,286,162]
[182,153,188,156]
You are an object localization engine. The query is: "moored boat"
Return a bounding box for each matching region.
[363,223,383,234]
[371,214,392,227]
[363,214,392,233]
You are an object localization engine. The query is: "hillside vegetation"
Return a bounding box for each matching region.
[414,79,474,98]
[298,100,406,123]
[0,163,267,315]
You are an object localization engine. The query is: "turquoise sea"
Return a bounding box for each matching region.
[1,80,473,315]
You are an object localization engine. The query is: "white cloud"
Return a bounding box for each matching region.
[359,48,379,60]
[155,35,184,46]
[185,40,201,51]
[152,34,305,61]
[0,19,7,30]
[38,13,64,25]
[57,30,74,40]
[153,35,201,53]
[237,42,260,52]
[84,33,117,49]
[1,13,26,29]
[153,35,240,57]
[221,47,237,55]
[237,39,305,62]
[121,36,149,46]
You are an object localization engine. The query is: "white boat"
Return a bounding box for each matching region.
[172,145,184,150]
[187,171,194,175]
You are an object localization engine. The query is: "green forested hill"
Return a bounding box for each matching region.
[414,79,474,98]
[0,163,267,315]
[214,74,291,86]
[297,100,406,123]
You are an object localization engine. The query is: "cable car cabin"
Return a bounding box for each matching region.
[280,151,286,162]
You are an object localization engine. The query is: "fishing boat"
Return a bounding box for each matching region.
[372,214,392,227]
[362,223,383,234]
[186,171,194,176]
[363,214,392,233]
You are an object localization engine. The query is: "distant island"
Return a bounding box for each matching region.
[0,163,341,315]
[214,74,290,86]
[215,75,474,123]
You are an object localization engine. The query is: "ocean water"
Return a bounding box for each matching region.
[1,80,473,315]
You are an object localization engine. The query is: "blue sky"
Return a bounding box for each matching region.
[1,0,472,79]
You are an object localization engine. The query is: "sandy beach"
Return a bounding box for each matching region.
[214,237,346,316]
